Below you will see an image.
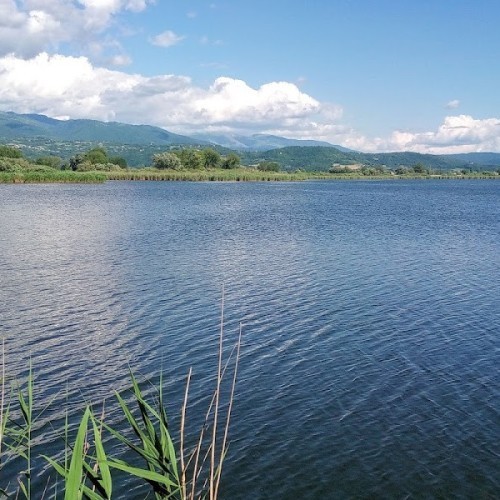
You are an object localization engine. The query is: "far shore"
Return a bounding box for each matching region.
[1,168,499,184]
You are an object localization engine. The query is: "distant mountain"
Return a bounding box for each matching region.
[1,111,499,170]
[241,146,500,172]
[0,111,203,146]
[445,152,500,168]
[190,132,353,152]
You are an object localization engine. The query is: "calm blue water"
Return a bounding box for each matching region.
[0,180,499,498]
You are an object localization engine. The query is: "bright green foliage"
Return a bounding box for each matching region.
[257,161,280,172]
[0,145,23,159]
[104,371,182,499]
[68,148,126,171]
[35,156,62,169]
[45,407,113,500]
[85,147,108,165]
[221,153,241,169]
[0,157,32,172]
[109,156,127,169]
[201,148,221,169]
[1,316,242,498]
[0,364,34,499]
[152,152,183,170]
[176,148,203,170]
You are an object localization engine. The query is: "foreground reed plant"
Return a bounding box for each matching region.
[0,349,35,499]
[1,297,241,499]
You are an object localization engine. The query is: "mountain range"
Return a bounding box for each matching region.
[0,111,346,151]
[1,111,500,171]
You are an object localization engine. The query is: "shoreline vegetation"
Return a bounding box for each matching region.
[1,144,499,184]
[0,299,242,499]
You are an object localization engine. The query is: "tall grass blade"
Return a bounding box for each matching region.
[91,415,112,498]
[65,406,91,499]
[214,322,242,498]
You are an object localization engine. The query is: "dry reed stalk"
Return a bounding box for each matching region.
[213,322,242,498]
[209,286,225,500]
[180,367,192,499]
[185,288,242,500]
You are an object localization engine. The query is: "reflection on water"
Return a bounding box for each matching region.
[0,180,499,498]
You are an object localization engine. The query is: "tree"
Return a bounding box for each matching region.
[0,145,23,158]
[85,147,108,165]
[201,148,221,169]
[109,156,127,169]
[257,161,280,172]
[221,153,240,169]
[35,156,62,169]
[69,154,84,171]
[413,163,427,174]
[152,152,182,170]
[176,148,202,170]
[329,164,349,174]
[394,166,409,175]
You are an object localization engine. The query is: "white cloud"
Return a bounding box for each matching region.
[0,53,325,134]
[150,30,185,48]
[354,115,500,153]
[446,99,460,109]
[0,53,499,153]
[0,0,153,59]
[108,54,132,66]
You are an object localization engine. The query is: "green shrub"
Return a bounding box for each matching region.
[152,152,183,170]
[0,145,23,159]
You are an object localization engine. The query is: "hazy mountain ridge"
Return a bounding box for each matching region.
[190,132,353,151]
[240,146,499,172]
[0,111,202,146]
[0,111,351,152]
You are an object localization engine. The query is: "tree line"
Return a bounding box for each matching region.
[0,143,286,173]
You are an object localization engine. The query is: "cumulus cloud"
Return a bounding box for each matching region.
[355,115,500,153]
[0,53,327,135]
[150,30,185,48]
[1,52,499,153]
[0,0,153,58]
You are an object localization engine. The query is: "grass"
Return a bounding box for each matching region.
[0,171,107,184]
[0,348,34,498]
[105,167,311,182]
[0,165,498,184]
[0,297,241,499]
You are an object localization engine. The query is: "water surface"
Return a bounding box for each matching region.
[0,180,498,498]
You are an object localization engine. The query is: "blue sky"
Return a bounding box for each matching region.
[1,0,499,153]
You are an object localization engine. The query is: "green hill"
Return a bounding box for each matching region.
[242,146,500,172]
[0,111,203,146]
[2,111,500,171]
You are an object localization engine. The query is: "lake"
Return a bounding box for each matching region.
[0,180,499,498]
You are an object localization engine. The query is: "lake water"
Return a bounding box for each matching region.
[0,180,499,498]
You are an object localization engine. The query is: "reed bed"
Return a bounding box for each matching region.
[105,168,311,182]
[0,297,241,499]
[0,171,107,184]
[1,168,497,184]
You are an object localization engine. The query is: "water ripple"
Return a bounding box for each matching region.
[0,180,498,498]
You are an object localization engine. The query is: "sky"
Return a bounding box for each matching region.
[1,0,500,153]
